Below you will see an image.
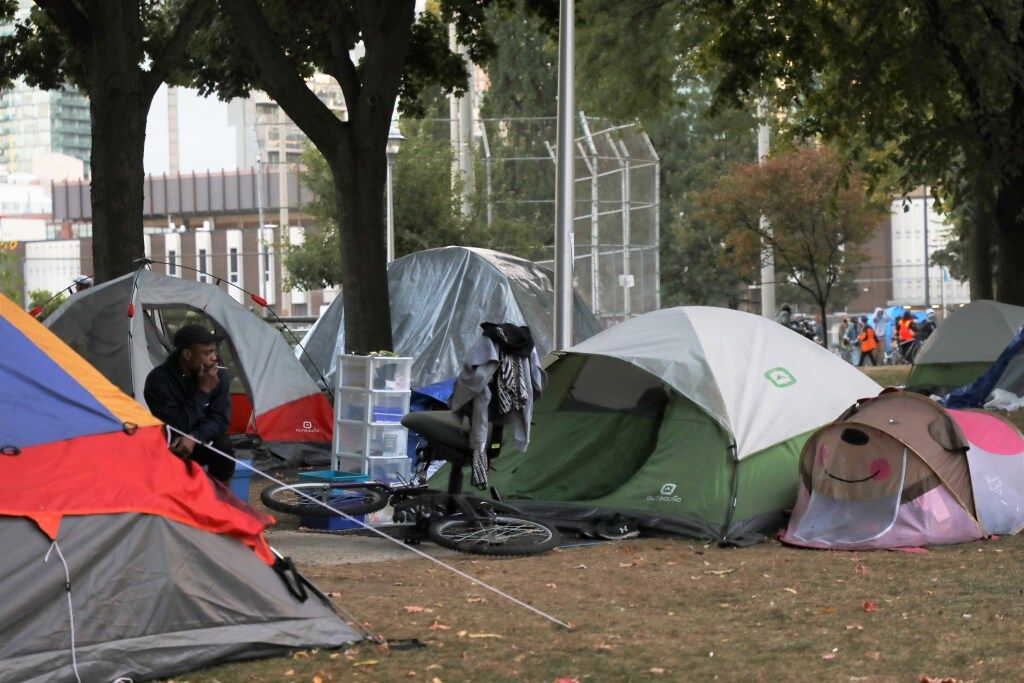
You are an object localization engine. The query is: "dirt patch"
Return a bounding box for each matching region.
[184,534,1024,682]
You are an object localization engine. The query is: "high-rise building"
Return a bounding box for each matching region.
[0,84,91,176]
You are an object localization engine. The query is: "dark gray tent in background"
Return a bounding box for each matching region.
[296,246,603,389]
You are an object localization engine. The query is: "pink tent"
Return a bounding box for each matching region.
[783,391,1024,549]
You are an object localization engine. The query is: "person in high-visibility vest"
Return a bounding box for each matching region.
[857,317,878,366]
[896,311,919,363]
[897,311,917,342]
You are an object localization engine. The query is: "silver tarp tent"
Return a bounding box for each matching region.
[296,246,603,389]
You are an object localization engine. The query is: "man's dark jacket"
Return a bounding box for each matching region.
[143,354,231,443]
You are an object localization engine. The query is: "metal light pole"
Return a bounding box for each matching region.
[757,98,776,317]
[554,0,574,349]
[385,122,404,263]
[922,184,930,308]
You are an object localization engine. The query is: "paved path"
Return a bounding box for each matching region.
[265,528,459,566]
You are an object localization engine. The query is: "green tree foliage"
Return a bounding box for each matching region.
[27,289,66,320]
[0,250,22,303]
[651,68,760,308]
[694,0,1024,303]
[285,114,544,291]
[4,1,213,282]
[693,147,884,345]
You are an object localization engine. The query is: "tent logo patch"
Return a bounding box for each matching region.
[764,367,796,388]
[296,420,320,434]
[648,482,681,503]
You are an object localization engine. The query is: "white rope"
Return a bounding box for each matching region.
[165,424,573,630]
[45,541,82,683]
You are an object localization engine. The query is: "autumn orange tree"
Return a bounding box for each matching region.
[694,147,884,347]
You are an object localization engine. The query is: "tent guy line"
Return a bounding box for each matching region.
[44,541,82,683]
[164,424,575,631]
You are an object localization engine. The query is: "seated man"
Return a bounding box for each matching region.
[144,324,235,485]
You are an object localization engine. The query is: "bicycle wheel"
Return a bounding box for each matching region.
[428,514,560,556]
[260,483,389,517]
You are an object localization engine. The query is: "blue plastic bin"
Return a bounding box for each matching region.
[229,458,253,502]
[297,470,369,531]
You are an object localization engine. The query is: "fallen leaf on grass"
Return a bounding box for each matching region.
[555,678,580,683]
[862,601,879,612]
[783,587,798,594]
[545,583,558,588]
[429,621,451,631]
[283,670,294,677]
[426,664,442,670]
[468,633,504,639]
[665,561,678,566]
[855,564,869,575]
[432,677,444,683]
[845,624,864,630]
[821,653,836,661]
[597,642,614,652]
[920,677,958,683]
[405,606,432,614]
[465,597,486,603]
[705,569,735,576]
[648,667,666,674]
[618,561,640,568]
[326,591,341,597]
[329,653,341,660]
[352,660,378,667]
[293,651,309,659]
[574,564,588,569]
[312,675,324,683]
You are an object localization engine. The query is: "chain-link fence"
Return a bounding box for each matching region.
[429,113,660,327]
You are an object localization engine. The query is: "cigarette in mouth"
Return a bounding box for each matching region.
[216,365,227,370]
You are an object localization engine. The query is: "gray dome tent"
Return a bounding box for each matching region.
[297,246,603,389]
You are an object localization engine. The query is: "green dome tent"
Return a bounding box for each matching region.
[481,307,881,544]
[907,300,1024,391]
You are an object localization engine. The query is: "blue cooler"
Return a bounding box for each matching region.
[297,470,369,531]
[229,457,254,502]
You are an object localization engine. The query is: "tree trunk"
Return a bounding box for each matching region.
[86,5,149,284]
[967,182,995,300]
[994,177,1024,304]
[819,301,829,349]
[328,137,394,353]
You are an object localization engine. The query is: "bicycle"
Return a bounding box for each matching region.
[260,412,560,557]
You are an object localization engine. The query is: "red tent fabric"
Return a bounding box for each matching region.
[0,295,275,563]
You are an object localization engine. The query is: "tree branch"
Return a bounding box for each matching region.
[323,1,362,109]
[921,0,989,124]
[220,0,347,154]
[144,0,214,97]
[34,0,91,49]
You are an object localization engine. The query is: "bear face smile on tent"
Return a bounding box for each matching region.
[783,390,1024,549]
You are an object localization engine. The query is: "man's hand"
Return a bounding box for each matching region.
[198,362,220,394]
[169,435,197,458]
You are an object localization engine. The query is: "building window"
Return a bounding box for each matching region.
[168,250,177,275]
[198,249,208,282]
[229,248,239,283]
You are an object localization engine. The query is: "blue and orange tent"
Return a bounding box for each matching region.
[0,295,359,681]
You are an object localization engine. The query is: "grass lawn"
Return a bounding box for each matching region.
[186,535,1024,682]
[859,364,911,388]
